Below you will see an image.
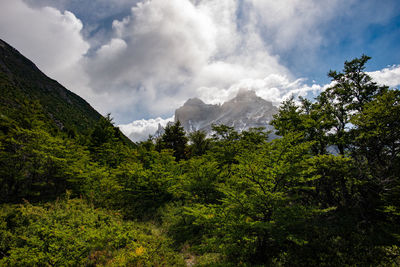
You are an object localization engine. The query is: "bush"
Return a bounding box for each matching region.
[0,196,184,266]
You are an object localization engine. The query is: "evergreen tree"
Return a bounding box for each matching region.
[156,121,188,161]
[88,114,132,167]
[188,130,210,157]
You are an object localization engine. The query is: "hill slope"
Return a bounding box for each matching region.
[0,39,101,134]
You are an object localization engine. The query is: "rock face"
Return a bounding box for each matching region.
[175,89,278,133]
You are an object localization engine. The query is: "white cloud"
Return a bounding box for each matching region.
[0,0,140,118]
[197,74,325,106]
[119,116,174,142]
[85,0,290,119]
[0,0,89,83]
[89,0,216,91]
[0,0,113,118]
[247,0,346,52]
[368,65,400,88]
[85,0,219,117]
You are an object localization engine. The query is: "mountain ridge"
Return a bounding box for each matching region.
[175,89,278,133]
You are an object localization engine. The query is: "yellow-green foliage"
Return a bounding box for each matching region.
[0,196,184,266]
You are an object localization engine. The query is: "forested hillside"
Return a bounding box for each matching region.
[0,39,399,266]
[0,39,102,135]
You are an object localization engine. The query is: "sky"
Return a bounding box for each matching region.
[1,0,400,141]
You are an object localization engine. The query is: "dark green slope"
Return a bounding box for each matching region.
[0,39,101,133]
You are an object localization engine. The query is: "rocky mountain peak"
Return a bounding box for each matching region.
[184,97,205,106]
[175,90,278,134]
[233,88,258,101]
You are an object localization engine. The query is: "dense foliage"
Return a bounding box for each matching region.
[1,54,399,266]
[0,196,184,266]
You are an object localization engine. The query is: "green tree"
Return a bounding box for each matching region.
[351,89,400,233]
[322,55,387,154]
[188,130,210,157]
[115,149,181,219]
[209,124,240,168]
[272,96,334,155]
[88,114,133,168]
[269,56,400,265]
[156,121,188,161]
[0,101,86,202]
[186,134,319,264]
[272,55,388,156]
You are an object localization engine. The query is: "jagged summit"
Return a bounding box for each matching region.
[175,89,278,133]
[184,97,206,106]
[233,88,258,101]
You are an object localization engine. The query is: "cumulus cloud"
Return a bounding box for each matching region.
[84,0,215,117]
[0,0,137,118]
[90,0,215,90]
[85,0,290,119]
[0,0,109,116]
[368,65,400,88]
[0,0,89,82]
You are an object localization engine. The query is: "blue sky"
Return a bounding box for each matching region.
[0,0,400,140]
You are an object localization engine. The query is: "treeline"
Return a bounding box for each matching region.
[0,56,399,266]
